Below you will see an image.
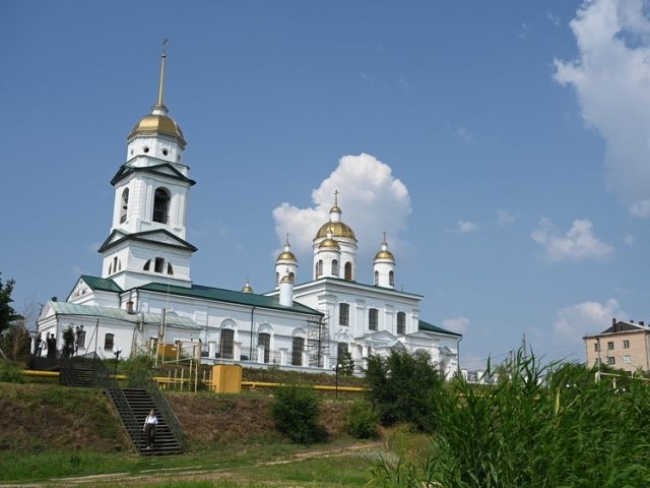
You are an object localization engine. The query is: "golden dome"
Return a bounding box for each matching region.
[315,222,356,240]
[319,237,341,250]
[280,273,294,284]
[276,250,297,262]
[241,281,254,293]
[374,249,395,260]
[128,112,187,147]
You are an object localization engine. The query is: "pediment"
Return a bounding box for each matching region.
[98,229,197,253]
[68,278,92,301]
[111,162,196,186]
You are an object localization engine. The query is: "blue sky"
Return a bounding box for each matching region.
[2,0,649,370]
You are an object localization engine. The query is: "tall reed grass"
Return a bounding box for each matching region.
[373,351,650,487]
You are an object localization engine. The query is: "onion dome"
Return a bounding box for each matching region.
[374,234,395,261]
[280,273,294,284]
[241,279,254,293]
[314,191,356,240]
[276,236,297,263]
[319,229,341,250]
[127,49,187,148]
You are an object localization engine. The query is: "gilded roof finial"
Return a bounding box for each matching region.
[285,233,290,246]
[334,189,339,206]
[155,38,169,112]
[383,231,387,244]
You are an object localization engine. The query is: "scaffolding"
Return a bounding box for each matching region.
[307,314,330,368]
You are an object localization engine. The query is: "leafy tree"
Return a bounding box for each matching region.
[364,348,444,432]
[0,273,22,334]
[61,326,75,358]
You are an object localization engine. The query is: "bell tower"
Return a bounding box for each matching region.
[98,43,197,290]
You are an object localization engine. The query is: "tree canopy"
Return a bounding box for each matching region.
[0,273,22,334]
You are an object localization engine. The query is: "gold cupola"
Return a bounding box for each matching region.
[374,233,395,261]
[128,46,187,148]
[276,235,297,263]
[319,228,341,250]
[314,190,356,241]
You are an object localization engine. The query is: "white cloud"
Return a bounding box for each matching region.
[554,0,650,218]
[497,209,518,227]
[547,11,561,27]
[553,299,626,345]
[452,126,476,144]
[272,153,411,261]
[442,316,470,335]
[531,217,614,261]
[448,220,479,234]
[624,234,635,245]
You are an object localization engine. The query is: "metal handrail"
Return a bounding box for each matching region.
[130,372,183,449]
[71,353,142,449]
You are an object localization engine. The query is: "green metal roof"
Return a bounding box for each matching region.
[418,319,462,337]
[79,275,124,293]
[50,301,202,330]
[139,282,323,317]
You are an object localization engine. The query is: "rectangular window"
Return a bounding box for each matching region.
[607,341,614,350]
[368,308,379,331]
[397,312,406,335]
[623,340,630,349]
[258,333,270,363]
[608,356,616,365]
[292,337,305,366]
[594,342,600,352]
[76,330,86,349]
[339,303,350,326]
[623,355,631,364]
[337,342,348,364]
[104,333,114,351]
[594,358,601,367]
[220,329,234,359]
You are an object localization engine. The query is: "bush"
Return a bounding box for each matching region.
[364,349,444,432]
[346,400,379,439]
[271,384,326,445]
[0,359,24,383]
[0,324,31,365]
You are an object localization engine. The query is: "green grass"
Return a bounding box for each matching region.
[372,352,650,488]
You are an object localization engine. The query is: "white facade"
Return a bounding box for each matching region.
[36,52,461,376]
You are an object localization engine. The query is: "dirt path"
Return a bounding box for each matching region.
[0,442,383,487]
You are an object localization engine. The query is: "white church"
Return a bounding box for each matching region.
[37,52,462,376]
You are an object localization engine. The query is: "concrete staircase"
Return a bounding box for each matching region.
[113,388,183,456]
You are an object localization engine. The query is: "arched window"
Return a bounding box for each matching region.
[316,260,323,278]
[155,257,164,273]
[143,259,151,271]
[220,329,234,359]
[275,272,279,286]
[368,308,378,331]
[289,272,295,282]
[389,270,394,287]
[153,187,171,224]
[292,337,305,366]
[374,271,379,285]
[339,303,350,326]
[108,263,113,275]
[397,312,406,335]
[167,263,174,275]
[332,259,339,277]
[344,262,353,281]
[120,188,129,223]
[258,332,271,363]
